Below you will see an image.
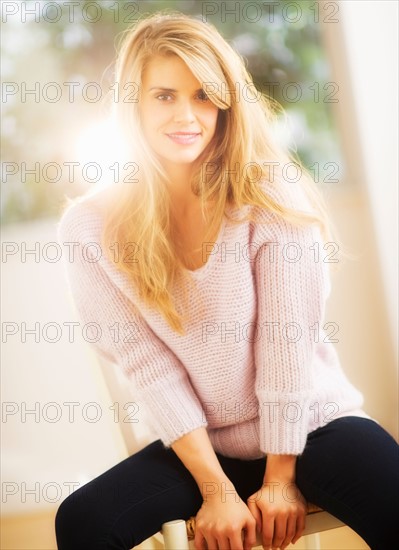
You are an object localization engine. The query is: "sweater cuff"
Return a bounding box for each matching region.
[133,372,208,447]
[257,391,312,455]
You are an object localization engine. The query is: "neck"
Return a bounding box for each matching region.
[162,162,200,211]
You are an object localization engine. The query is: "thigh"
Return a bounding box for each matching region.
[55,438,267,550]
[296,416,399,550]
[55,439,204,550]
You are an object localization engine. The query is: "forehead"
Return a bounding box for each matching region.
[142,54,200,88]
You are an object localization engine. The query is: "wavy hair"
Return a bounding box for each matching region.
[64,11,346,335]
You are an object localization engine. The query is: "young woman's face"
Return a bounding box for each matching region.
[139,55,219,173]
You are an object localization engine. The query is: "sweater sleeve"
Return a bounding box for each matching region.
[57,203,207,447]
[253,180,331,455]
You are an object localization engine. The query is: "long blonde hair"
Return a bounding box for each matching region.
[64,11,344,335]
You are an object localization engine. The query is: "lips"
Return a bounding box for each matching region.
[166,132,201,145]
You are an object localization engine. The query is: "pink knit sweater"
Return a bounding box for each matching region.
[57,180,367,459]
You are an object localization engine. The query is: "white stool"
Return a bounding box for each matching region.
[161,504,345,550]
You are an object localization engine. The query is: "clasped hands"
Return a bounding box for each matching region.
[194,480,307,550]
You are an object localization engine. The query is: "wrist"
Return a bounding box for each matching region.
[170,427,236,500]
[197,474,237,501]
[264,454,297,483]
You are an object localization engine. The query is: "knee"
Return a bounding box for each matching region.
[55,491,82,549]
[55,488,100,549]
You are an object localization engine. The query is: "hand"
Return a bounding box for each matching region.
[247,481,307,549]
[194,484,257,550]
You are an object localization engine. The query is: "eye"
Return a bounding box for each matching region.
[156,93,173,101]
[197,89,209,102]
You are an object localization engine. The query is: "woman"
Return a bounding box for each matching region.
[55,12,398,550]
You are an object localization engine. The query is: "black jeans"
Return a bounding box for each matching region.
[55,417,399,550]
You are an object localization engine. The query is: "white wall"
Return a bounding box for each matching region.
[339,0,398,359]
[320,0,398,439]
[1,218,129,515]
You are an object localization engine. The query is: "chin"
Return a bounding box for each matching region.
[166,152,203,164]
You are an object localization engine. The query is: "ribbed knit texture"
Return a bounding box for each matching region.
[57,180,367,459]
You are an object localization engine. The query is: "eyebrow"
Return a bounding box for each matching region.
[148,87,204,92]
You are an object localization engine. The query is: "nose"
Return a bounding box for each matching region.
[173,98,196,124]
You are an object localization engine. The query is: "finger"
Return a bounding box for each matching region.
[247,500,262,534]
[272,515,287,549]
[194,531,207,550]
[280,515,296,549]
[243,519,257,550]
[217,536,230,550]
[228,530,244,550]
[291,512,306,544]
[261,514,274,549]
[205,534,218,550]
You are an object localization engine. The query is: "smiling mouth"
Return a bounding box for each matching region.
[166,132,201,144]
[166,132,201,137]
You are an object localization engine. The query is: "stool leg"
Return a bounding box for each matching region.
[162,520,190,550]
[303,532,321,549]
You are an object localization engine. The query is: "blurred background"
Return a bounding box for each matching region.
[1,1,397,548]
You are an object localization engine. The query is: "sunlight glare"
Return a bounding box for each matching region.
[75,117,129,192]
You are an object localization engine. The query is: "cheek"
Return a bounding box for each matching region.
[140,101,165,133]
[202,107,219,131]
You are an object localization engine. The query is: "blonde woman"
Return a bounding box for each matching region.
[55,12,398,550]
